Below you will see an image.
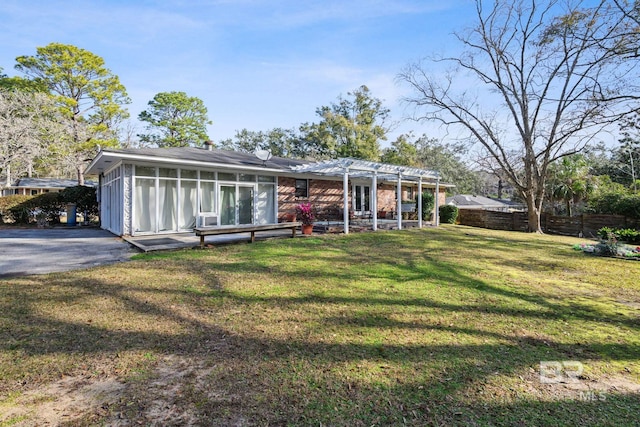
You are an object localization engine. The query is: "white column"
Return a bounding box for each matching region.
[418,177,423,229]
[372,172,377,231]
[434,177,440,227]
[396,173,402,230]
[343,169,349,234]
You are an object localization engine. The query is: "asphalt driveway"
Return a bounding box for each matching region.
[0,227,136,278]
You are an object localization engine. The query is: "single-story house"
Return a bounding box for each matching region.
[85,146,448,237]
[1,177,96,197]
[446,194,524,212]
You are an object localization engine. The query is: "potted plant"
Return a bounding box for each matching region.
[296,202,315,235]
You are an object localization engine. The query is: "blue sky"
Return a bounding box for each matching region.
[0,0,470,146]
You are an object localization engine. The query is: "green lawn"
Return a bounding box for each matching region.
[1,225,639,426]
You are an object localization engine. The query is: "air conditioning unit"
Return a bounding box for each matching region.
[198,213,218,227]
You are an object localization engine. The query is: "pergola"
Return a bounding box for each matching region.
[291,158,441,234]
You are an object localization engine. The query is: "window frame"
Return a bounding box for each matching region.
[295,179,309,198]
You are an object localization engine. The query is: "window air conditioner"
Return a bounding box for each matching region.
[198,213,218,227]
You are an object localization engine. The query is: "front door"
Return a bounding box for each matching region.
[354,185,370,214]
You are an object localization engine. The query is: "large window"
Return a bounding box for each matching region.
[295,179,308,198]
[132,166,278,233]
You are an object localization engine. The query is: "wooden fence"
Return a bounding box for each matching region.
[457,209,639,237]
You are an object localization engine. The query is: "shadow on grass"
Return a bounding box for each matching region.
[1,228,639,425]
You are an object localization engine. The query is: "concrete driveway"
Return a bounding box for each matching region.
[0,227,136,278]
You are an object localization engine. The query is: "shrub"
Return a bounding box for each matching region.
[59,186,98,217]
[415,192,435,221]
[439,205,459,224]
[598,227,640,244]
[588,192,640,219]
[0,195,32,223]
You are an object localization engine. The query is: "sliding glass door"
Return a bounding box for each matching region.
[220,184,254,226]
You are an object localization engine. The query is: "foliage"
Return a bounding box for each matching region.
[0,194,31,223]
[298,85,389,160]
[295,202,314,225]
[0,187,97,224]
[7,192,64,224]
[0,90,63,187]
[545,154,594,216]
[415,191,435,221]
[15,42,130,183]
[381,133,483,194]
[217,127,305,158]
[598,227,640,244]
[588,192,640,219]
[58,186,98,217]
[380,134,420,166]
[138,91,211,147]
[399,0,640,232]
[439,204,458,224]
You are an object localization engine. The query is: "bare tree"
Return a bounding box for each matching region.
[399,0,640,232]
[0,90,59,188]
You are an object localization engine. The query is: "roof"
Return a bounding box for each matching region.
[11,178,97,189]
[85,147,453,187]
[446,194,512,209]
[85,147,308,175]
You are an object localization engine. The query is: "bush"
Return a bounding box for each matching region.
[8,193,64,224]
[588,192,640,219]
[0,185,96,225]
[0,195,32,223]
[59,186,98,217]
[439,205,459,224]
[415,191,435,221]
[598,227,640,244]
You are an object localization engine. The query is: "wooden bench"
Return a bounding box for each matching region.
[195,222,302,248]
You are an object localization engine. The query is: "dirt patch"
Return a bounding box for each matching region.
[2,376,125,426]
[1,355,223,426]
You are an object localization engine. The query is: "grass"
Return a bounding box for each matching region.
[1,225,639,426]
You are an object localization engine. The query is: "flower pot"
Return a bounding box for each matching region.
[302,224,313,235]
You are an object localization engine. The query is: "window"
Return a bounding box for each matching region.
[200,171,215,180]
[406,186,414,200]
[218,172,236,181]
[295,179,308,198]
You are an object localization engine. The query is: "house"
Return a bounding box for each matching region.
[85,146,448,237]
[1,177,96,197]
[446,194,524,212]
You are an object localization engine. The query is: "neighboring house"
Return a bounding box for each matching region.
[1,178,96,197]
[85,146,448,237]
[446,194,524,212]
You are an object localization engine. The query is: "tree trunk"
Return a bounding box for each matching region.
[76,164,85,186]
[525,192,543,233]
[497,178,503,199]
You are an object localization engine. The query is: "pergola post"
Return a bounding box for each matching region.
[434,176,440,227]
[372,171,378,231]
[396,172,402,230]
[343,169,349,234]
[418,177,423,229]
